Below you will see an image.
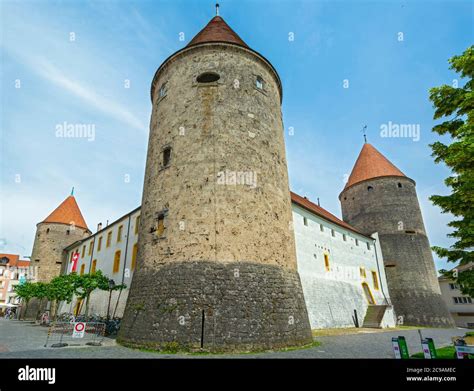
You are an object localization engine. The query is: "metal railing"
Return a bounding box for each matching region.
[44,321,106,348]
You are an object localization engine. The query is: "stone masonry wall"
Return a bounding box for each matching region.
[340,176,454,327]
[31,223,90,283]
[119,43,312,351]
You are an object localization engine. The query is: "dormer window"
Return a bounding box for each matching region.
[159,82,167,98]
[256,76,264,90]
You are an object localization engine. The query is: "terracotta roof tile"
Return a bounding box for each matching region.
[344,143,406,190]
[0,253,19,264]
[0,253,29,267]
[187,16,248,48]
[42,196,88,230]
[290,192,369,237]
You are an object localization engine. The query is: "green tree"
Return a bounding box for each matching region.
[14,282,36,320]
[33,282,49,320]
[429,45,474,295]
[75,270,110,317]
[47,274,81,320]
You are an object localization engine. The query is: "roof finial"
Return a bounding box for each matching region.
[361,125,367,143]
[215,3,220,16]
[71,186,74,196]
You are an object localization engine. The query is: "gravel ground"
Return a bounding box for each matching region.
[0,318,467,358]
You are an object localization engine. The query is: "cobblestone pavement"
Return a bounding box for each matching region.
[0,319,467,358]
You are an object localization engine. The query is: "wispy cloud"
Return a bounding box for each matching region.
[1,45,147,132]
[34,58,147,132]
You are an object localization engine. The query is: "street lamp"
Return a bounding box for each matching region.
[106,279,115,321]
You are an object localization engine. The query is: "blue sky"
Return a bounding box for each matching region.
[0,0,472,272]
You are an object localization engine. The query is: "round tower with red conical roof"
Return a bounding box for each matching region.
[118,11,312,351]
[31,193,91,283]
[339,143,454,327]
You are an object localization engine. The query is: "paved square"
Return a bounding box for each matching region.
[0,319,467,358]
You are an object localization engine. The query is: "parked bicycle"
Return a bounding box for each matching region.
[105,317,121,337]
[57,312,76,323]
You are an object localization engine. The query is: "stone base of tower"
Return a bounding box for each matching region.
[388,288,455,327]
[117,261,313,352]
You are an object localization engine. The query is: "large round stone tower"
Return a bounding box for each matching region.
[339,143,454,327]
[119,14,312,351]
[31,193,90,283]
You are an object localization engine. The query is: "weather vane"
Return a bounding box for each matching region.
[361,125,367,143]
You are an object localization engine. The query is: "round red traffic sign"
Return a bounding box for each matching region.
[75,322,85,332]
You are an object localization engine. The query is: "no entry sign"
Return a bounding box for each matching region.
[72,322,86,338]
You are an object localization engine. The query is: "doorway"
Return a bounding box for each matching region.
[362,283,376,305]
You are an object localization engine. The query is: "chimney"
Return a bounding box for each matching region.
[97,222,102,232]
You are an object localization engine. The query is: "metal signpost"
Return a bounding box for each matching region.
[397,336,410,359]
[72,322,86,338]
[392,337,402,359]
[421,338,437,359]
[455,344,474,359]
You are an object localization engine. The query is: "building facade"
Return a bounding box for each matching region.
[438,263,474,328]
[0,254,30,313]
[59,208,140,317]
[60,194,396,331]
[291,193,396,329]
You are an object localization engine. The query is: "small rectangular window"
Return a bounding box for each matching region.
[324,254,330,271]
[88,242,93,256]
[157,216,165,236]
[132,243,138,271]
[360,267,366,278]
[343,234,347,241]
[163,147,171,167]
[331,229,335,237]
[113,251,121,273]
[81,245,86,258]
[106,231,112,247]
[80,264,85,276]
[453,297,459,304]
[135,216,140,235]
[91,259,97,274]
[98,236,102,252]
[367,242,371,250]
[320,224,324,232]
[355,239,359,246]
[117,225,123,243]
[303,217,308,226]
[372,271,379,290]
[256,76,264,90]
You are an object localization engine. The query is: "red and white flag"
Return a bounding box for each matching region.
[71,252,79,272]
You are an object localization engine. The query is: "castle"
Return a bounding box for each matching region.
[26,14,454,351]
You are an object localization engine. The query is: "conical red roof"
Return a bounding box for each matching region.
[187,16,248,48]
[344,143,406,189]
[42,195,88,230]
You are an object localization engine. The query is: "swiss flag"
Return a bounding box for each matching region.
[71,252,79,272]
